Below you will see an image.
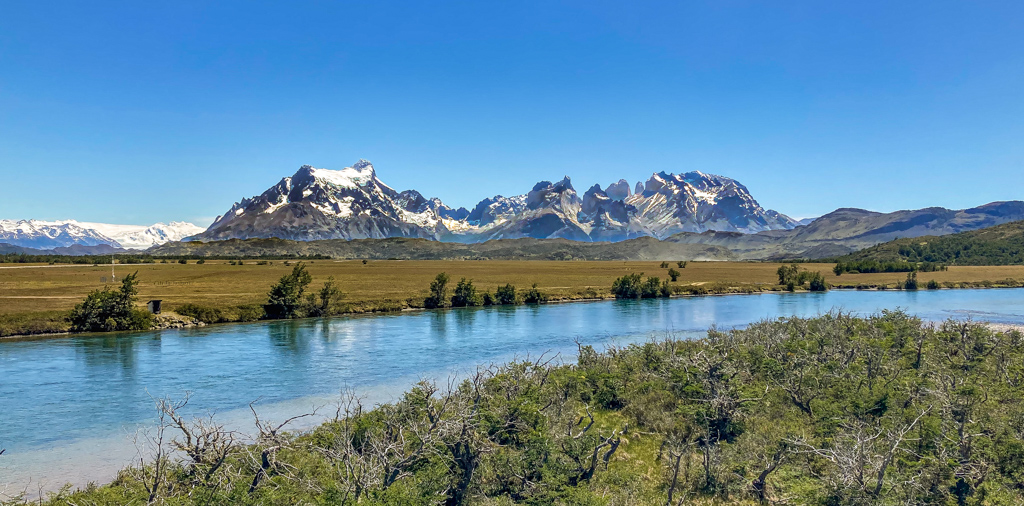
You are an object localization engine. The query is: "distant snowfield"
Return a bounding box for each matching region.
[0,219,206,249]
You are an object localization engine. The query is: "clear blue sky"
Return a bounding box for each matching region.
[1,1,1022,226]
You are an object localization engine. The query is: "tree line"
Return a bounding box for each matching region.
[422,273,546,309]
[833,259,947,275]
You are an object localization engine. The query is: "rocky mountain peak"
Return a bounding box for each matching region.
[605,179,631,201]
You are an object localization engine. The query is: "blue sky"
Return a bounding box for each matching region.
[1,1,1022,226]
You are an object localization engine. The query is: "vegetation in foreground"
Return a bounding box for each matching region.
[12,313,1024,505]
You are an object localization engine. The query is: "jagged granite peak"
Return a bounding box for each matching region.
[466,195,528,228]
[605,179,631,201]
[626,170,797,236]
[634,181,644,196]
[526,177,580,212]
[190,160,797,244]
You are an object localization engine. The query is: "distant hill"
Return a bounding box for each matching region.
[832,220,1024,265]
[149,236,739,261]
[665,201,1024,259]
[0,242,129,256]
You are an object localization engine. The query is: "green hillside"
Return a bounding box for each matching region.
[834,220,1024,265]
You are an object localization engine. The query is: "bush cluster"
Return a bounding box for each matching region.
[45,313,1024,505]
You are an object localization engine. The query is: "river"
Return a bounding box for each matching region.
[2,288,1024,496]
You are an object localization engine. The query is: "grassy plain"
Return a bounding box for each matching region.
[2,260,1023,336]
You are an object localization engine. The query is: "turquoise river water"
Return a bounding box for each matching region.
[2,288,1023,495]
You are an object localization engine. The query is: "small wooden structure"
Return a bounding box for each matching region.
[147,300,163,314]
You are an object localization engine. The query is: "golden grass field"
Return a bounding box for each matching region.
[2,260,1024,318]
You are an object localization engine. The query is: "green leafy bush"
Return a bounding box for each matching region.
[176,303,224,323]
[265,263,313,319]
[424,272,450,309]
[903,271,919,290]
[522,283,545,304]
[611,273,643,299]
[495,283,517,305]
[68,271,152,332]
[450,278,480,307]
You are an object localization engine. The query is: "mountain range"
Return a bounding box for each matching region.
[0,220,204,250]
[192,160,798,243]
[4,160,1024,261]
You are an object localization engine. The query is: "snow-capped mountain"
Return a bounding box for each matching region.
[0,220,205,249]
[625,171,798,236]
[198,160,456,241]
[196,160,797,243]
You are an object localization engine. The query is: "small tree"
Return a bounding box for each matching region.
[777,264,801,286]
[677,261,687,268]
[667,268,681,282]
[660,261,669,268]
[903,271,918,290]
[926,279,940,290]
[178,258,188,265]
[808,272,829,292]
[495,284,517,305]
[69,271,152,332]
[308,276,344,316]
[425,273,451,309]
[265,263,313,319]
[523,283,545,304]
[611,273,643,299]
[451,278,480,307]
[641,276,668,298]
[196,259,206,265]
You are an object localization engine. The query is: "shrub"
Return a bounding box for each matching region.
[176,303,224,324]
[69,271,152,332]
[659,261,669,268]
[495,284,517,305]
[808,272,829,292]
[903,272,919,290]
[481,292,495,306]
[777,264,800,285]
[641,276,668,298]
[450,278,480,307]
[265,263,313,319]
[926,279,940,290]
[234,304,265,322]
[196,259,205,265]
[667,268,680,282]
[308,276,344,316]
[677,261,687,268]
[424,273,450,309]
[523,283,545,304]
[611,273,643,299]
[178,258,187,264]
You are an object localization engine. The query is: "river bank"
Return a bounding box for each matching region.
[5,306,1024,505]
[5,277,1024,341]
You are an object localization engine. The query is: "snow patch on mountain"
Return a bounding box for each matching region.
[0,220,205,249]
[196,159,796,243]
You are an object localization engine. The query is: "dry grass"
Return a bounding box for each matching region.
[2,260,1023,316]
